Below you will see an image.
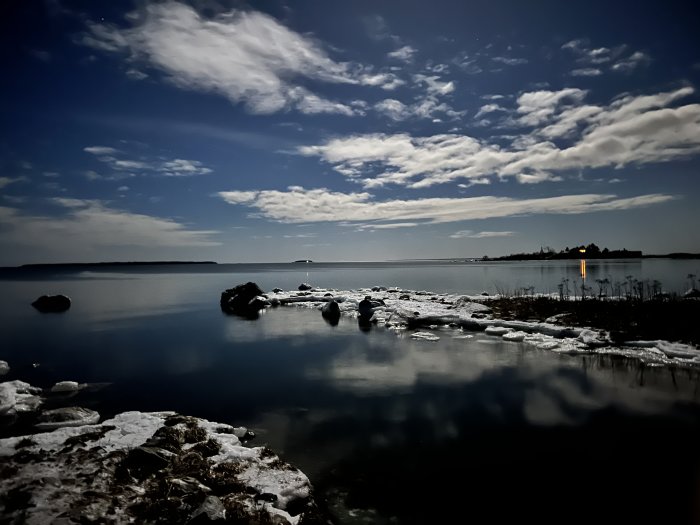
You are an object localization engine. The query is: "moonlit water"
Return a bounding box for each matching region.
[1,260,700,524]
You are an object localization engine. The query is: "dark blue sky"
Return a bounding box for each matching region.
[1,0,699,264]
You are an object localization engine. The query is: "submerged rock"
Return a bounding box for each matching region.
[31,294,71,313]
[0,410,324,524]
[220,282,266,318]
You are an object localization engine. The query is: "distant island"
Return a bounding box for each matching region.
[485,244,642,261]
[292,259,313,263]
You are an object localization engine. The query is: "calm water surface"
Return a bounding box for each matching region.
[1,261,700,524]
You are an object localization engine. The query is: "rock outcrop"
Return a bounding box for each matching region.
[31,294,71,313]
[220,282,268,318]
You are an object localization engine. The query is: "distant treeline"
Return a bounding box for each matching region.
[486,244,642,261]
[16,261,217,269]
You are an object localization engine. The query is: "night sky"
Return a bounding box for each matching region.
[1,0,699,264]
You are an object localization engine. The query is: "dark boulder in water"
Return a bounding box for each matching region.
[220,282,267,317]
[358,296,375,319]
[298,283,313,291]
[321,300,341,325]
[32,294,71,313]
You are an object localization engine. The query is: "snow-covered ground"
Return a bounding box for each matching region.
[269,286,700,368]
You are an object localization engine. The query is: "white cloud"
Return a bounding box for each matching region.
[562,38,648,73]
[83,170,106,181]
[587,47,614,64]
[125,68,148,80]
[283,233,317,238]
[374,99,410,121]
[474,104,506,119]
[359,72,405,91]
[388,45,417,62]
[81,2,396,115]
[612,51,651,72]
[561,39,587,52]
[570,68,602,77]
[218,186,674,225]
[492,57,528,66]
[515,88,587,126]
[374,93,463,122]
[450,230,514,239]
[84,145,119,155]
[117,186,130,192]
[0,177,28,189]
[84,146,212,177]
[0,200,219,259]
[356,222,420,230]
[413,74,455,96]
[159,158,212,177]
[298,87,700,188]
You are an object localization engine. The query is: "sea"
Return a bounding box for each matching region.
[1,258,700,524]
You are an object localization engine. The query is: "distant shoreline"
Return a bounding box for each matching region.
[0,254,699,271]
[1,261,217,271]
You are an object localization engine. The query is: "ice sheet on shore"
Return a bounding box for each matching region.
[0,408,321,524]
[269,287,700,368]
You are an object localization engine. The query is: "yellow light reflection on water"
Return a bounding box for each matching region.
[580,259,586,280]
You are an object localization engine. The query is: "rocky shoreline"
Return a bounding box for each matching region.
[225,282,700,369]
[0,366,325,524]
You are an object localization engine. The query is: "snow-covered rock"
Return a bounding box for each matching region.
[0,410,323,524]
[0,360,9,376]
[0,380,42,415]
[51,381,83,393]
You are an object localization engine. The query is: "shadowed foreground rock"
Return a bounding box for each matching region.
[0,411,326,524]
[31,294,71,313]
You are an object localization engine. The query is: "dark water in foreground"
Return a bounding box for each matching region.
[2,263,700,524]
